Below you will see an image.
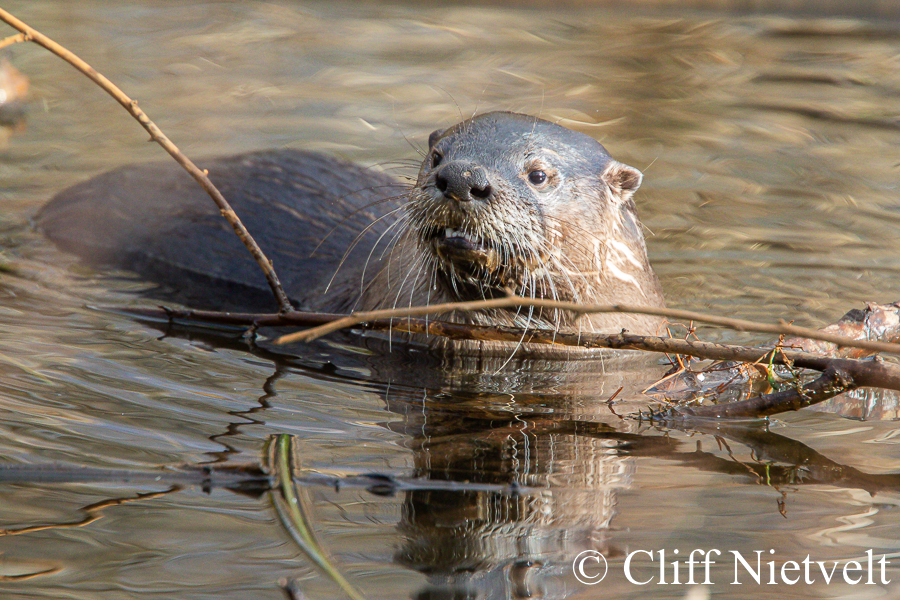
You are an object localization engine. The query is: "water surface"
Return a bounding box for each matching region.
[2,1,900,599]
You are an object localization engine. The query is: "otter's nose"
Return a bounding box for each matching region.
[434,161,492,202]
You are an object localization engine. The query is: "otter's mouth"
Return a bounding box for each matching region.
[428,227,500,272]
[418,223,554,299]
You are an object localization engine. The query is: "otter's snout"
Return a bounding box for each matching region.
[434,161,492,202]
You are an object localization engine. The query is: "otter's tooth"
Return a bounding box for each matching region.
[445,227,453,238]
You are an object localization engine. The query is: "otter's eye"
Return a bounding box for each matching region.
[431,151,443,169]
[528,170,547,186]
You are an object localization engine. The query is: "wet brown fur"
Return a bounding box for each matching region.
[352,112,666,339]
[40,112,665,352]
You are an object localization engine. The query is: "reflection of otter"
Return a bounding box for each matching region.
[382,375,900,599]
[387,376,637,599]
[395,410,632,598]
[38,112,664,343]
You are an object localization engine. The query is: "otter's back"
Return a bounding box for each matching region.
[38,149,406,310]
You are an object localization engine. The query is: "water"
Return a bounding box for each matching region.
[2,1,900,599]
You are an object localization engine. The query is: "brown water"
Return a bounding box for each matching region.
[2,1,900,599]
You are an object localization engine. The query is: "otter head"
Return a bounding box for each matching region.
[407,111,659,323]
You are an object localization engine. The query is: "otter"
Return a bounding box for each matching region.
[38,111,665,342]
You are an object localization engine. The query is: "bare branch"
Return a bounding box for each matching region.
[0,8,293,313]
[122,305,900,395]
[0,32,27,50]
[273,295,900,356]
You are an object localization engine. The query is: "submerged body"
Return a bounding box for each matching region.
[39,112,665,345]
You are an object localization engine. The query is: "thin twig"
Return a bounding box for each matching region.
[0,31,27,50]
[0,8,293,313]
[273,295,900,355]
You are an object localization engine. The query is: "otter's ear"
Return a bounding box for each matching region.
[428,128,445,149]
[602,162,643,201]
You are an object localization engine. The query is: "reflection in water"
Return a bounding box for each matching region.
[121,326,900,598]
[379,360,900,598]
[3,334,900,598]
[394,403,633,598]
